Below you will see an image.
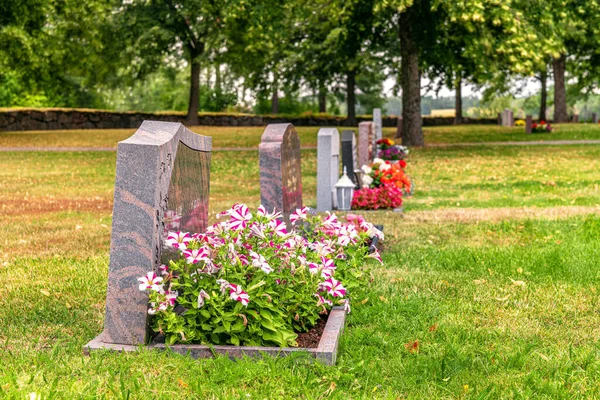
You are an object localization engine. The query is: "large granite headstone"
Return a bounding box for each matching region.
[502,109,514,127]
[341,130,358,185]
[373,108,382,142]
[86,121,212,350]
[259,123,303,227]
[525,115,533,134]
[358,122,374,167]
[316,128,340,212]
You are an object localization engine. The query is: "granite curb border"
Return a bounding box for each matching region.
[84,306,346,366]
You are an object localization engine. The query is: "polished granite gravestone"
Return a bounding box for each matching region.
[85,121,211,351]
[373,108,382,142]
[316,128,340,212]
[526,115,533,134]
[358,122,374,168]
[341,130,358,185]
[259,123,303,227]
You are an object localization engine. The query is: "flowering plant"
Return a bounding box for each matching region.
[375,139,409,161]
[138,204,383,347]
[360,158,411,191]
[351,184,403,210]
[532,120,553,133]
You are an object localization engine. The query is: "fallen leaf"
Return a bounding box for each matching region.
[404,340,419,353]
[75,225,83,230]
[488,268,494,276]
[379,296,388,303]
[537,352,550,361]
[545,181,556,186]
[40,289,50,296]
[390,277,404,283]
[517,268,523,274]
[429,324,438,332]
[360,298,369,305]
[496,295,510,301]
[473,279,486,285]
[510,278,526,287]
[177,379,189,388]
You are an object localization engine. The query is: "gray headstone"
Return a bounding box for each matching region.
[373,108,382,142]
[573,114,579,123]
[358,122,374,167]
[525,115,533,134]
[91,121,212,347]
[592,113,598,124]
[316,128,340,212]
[341,130,358,185]
[259,123,303,227]
[502,109,514,127]
[497,113,502,126]
[510,110,514,126]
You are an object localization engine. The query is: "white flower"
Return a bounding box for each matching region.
[373,158,385,165]
[361,165,372,174]
[362,175,374,187]
[380,162,391,171]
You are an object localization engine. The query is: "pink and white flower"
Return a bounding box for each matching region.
[314,293,333,307]
[197,289,210,308]
[138,271,163,292]
[366,248,383,264]
[257,205,282,220]
[217,279,230,294]
[165,231,192,250]
[165,290,177,306]
[268,219,288,237]
[250,251,273,274]
[320,277,346,298]
[183,247,209,264]
[228,204,252,230]
[322,212,340,229]
[290,206,309,224]
[228,284,249,306]
[159,264,169,275]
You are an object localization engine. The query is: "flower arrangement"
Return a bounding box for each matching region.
[515,119,525,126]
[351,184,403,210]
[376,139,409,161]
[350,158,410,210]
[532,120,553,133]
[138,204,383,347]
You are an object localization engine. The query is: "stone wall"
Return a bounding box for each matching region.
[0,108,498,131]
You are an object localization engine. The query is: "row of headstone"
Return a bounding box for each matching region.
[501,109,514,127]
[88,119,371,351]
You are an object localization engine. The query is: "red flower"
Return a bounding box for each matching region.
[540,120,546,125]
[532,123,538,129]
[399,160,407,169]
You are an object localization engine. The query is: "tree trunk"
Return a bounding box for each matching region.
[318,82,327,113]
[271,86,279,114]
[454,76,463,124]
[399,9,424,146]
[553,55,568,123]
[539,70,547,121]
[346,71,356,126]
[185,57,201,126]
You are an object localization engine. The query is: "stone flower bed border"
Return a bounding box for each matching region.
[85,307,346,365]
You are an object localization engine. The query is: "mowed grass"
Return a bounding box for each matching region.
[1,133,600,397]
[2,122,600,149]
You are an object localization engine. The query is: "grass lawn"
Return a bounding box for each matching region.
[1,123,600,149]
[1,127,600,398]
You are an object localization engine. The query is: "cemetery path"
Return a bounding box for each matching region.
[1,140,600,152]
[426,139,600,147]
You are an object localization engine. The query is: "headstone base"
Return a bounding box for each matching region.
[84,307,346,366]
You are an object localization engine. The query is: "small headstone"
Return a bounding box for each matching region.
[373,108,382,142]
[502,109,512,127]
[593,113,598,124]
[396,116,403,138]
[316,128,340,212]
[573,114,579,123]
[341,130,358,185]
[497,113,502,126]
[88,121,212,348]
[358,122,374,167]
[525,115,533,134]
[510,110,514,126]
[259,123,303,227]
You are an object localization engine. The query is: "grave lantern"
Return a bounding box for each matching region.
[335,167,355,211]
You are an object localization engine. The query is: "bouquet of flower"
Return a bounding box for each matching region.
[532,120,553,133]
[138,204,383,347]
[360,158,411,191]
[351,184,403,210]
[376,139,409,161]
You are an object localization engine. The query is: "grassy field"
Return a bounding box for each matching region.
[1,127,600,398]
[1,123,600,149]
